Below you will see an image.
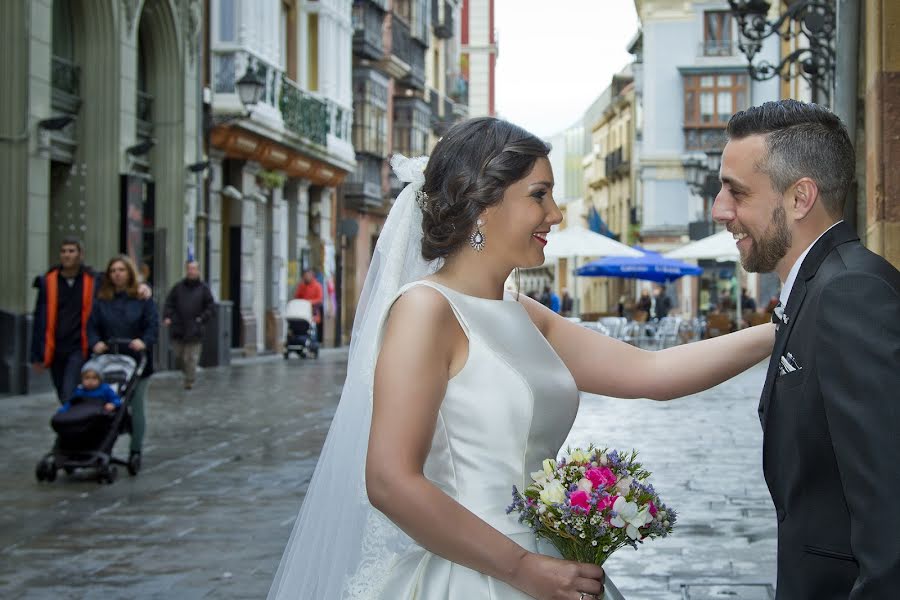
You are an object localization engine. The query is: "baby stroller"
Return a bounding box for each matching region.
[283,299,320,359]
[35,340,146,484]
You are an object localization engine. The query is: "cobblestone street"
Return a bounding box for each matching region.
[1,350,775,599]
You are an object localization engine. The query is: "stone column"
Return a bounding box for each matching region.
[266,184,286,352]
[0,0,52,393]
[238,163,260,355]
[207,154,226,299]
[864,0,900,269]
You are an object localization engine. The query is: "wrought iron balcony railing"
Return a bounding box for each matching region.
[212,49,352,148]
[391,17,413,67]
[136,90,154,139]
[699,39,738,57]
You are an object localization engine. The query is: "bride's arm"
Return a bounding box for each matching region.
[518,295,775,400]
[367,287,604,599]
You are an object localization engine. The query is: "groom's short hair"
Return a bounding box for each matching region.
[726,99,854,220]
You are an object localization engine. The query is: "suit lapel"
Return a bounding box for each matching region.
[758,278,806,425]
[757,221,859,428]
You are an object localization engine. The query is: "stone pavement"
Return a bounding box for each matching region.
[0,350,776,599]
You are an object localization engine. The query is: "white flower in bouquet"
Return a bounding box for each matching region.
[609,496,653,540]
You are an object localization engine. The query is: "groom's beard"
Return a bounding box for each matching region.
[739,203,792,273]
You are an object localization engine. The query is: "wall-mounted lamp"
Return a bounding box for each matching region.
[38,115,76,131]
[126,139,156,156]
[187,160,210,173]
[221,185,242,200]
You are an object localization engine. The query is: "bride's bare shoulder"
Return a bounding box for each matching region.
[383,284,460,341]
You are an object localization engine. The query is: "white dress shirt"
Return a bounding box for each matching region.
[779,221,843,311]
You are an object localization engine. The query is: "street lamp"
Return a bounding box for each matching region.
[727,0,836,105]
[235,65,266,109]
[206,63,266,132]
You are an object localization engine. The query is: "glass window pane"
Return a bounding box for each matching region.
[685,91,697,124]
[717,75,732,87]
[717,91,733,122]
[700,92,715,123]
[734,89,746,111]
[219,0,235,42]
[701,75,714,88]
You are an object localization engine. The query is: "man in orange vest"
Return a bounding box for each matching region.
[293,269,324,341]
[31,238,149,403]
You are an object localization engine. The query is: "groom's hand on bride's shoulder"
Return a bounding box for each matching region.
[511,551,605,600]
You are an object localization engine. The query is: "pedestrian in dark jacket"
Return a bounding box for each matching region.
[88,256,158,463]
[31,237,150,403]
[163,261,214,390]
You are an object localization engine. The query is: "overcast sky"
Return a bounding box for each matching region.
[494,0,640,138]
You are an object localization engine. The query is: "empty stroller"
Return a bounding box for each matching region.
[283,299,320,359]
[35,340,146,484]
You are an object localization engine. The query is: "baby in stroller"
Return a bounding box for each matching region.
[36,346,145,484]
[56,365,121,415]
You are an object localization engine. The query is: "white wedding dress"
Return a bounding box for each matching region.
[366,280,624,599]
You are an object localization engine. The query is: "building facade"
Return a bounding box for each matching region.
[0,0,205,393]
[205,0,355,355]
[632,0,780,316]
[581,69,638,314]
[340,0,467,344]
[461,0,495,117]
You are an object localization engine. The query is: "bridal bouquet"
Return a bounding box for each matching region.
[507,445,676,565]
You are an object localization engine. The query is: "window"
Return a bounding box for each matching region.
[703,11,733,56]
[353,70,389,157]
[219,0,235,42]
[683,73,748,150]
[393,98,430,157]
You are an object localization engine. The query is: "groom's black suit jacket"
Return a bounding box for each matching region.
[759,221,900,599]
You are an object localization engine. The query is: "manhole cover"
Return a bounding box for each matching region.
[681,583,775,600]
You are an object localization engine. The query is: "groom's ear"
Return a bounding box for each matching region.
[789,177,819,221]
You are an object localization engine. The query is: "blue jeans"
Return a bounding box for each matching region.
[50,351,85,405]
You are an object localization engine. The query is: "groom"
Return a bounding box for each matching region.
[713,99,900,598]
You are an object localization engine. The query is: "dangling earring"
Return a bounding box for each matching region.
[469,219,486,252]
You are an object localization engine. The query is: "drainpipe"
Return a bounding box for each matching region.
[833,0,860,234]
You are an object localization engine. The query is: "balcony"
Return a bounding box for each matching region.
[136,90,154,140]
[212,49,352,152]
[448,73,468,107]
[352,0,386,61]
[684,128,726,152]
[699,39,738,57]
[432,0,454,39]
[390,17,413,69]
[585,154,607,189]
[393,96,430,157]
[403,38,427,90]
[50,55,81,162]
[344,154,384,211]
[605,147,629,179]
[689,220,719,241]
[51,56,81,114]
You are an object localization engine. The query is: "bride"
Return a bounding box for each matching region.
[268,118,774,599]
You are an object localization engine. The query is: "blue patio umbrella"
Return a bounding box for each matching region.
[575,247,702,283]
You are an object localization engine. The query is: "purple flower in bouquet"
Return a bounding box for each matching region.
[506,445,676,566]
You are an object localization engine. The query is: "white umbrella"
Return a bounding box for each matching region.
[664,229,743,325]
[543,226,644,262]
[663,229,738,261]
[540,226,642,319]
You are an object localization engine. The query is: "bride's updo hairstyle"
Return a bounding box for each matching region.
[419,117,551,261]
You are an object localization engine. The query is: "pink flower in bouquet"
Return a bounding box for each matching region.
[569,490,590,510]
[648,500,658,517]
[585,467,616,489]
[597,494,618,512]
